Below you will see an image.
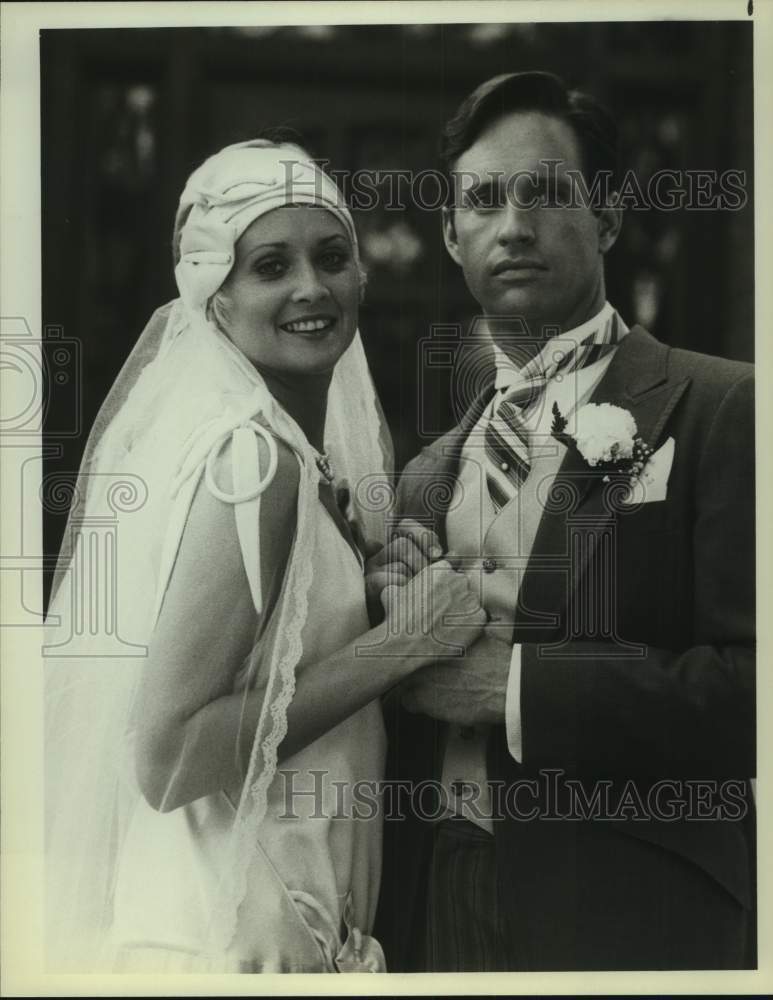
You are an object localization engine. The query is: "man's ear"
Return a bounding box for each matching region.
[597,197,622,255]
[442,206,463,267]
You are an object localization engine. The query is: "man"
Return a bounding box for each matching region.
[374,71,755,971]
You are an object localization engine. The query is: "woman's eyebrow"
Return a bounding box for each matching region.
[243,240,287,258]
[243,233,348,260]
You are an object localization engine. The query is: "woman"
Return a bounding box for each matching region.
[44,139,484,973]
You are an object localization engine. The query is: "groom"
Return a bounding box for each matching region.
[374,71,755,971]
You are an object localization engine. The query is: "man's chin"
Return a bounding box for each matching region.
[483,291,547,329]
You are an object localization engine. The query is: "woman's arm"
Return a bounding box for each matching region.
[134,433,294,811]
[150,606,439,812]
[135,437,484,812]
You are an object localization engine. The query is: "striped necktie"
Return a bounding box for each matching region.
[484,311,623,512]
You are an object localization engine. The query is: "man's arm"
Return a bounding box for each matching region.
[521,371,755,778]
[404,372,755,779]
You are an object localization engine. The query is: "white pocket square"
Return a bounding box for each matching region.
[622,436,675,504]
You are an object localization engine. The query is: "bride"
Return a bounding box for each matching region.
[44,139,485,973]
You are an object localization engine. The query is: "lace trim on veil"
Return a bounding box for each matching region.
[207,453,317,953]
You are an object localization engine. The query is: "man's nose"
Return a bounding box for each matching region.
[496,203,536,246]
[291,262,331,303]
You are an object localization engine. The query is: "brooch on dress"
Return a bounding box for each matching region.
[314,452,335,484]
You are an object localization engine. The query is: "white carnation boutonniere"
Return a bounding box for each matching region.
[551,401,655,486]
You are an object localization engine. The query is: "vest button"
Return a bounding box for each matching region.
[500,461,510,472]
[482,557,497,573]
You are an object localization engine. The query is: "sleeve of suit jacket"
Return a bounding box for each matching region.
[518,369,755,780]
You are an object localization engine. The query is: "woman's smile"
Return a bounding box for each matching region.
[280,313,338,335]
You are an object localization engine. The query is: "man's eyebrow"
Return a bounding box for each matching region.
[460,178,503,200]
[530,167,573,180]
[463,175,503,190]
[531,173,574,189]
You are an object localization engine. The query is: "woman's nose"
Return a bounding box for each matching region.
[496,203,536,246]
[291,263,331,303]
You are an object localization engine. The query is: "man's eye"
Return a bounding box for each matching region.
[464,188,504,211]
[531,180,566,208]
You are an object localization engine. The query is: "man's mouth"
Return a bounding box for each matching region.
[491,257,548,276]
[279,316,336,334]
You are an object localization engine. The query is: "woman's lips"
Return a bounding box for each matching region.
[279,316,337,335]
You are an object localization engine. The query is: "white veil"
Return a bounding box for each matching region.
[44,142,393,969]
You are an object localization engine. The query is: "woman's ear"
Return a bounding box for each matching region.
[597,197,623,255]
[442,206,463,267]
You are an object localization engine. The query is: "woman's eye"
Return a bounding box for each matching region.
[253,258,286,278]
[319,250,349,271]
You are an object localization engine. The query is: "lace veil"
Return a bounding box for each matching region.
[44,141,393,968]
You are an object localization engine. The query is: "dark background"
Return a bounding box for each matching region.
[41,21,754,590]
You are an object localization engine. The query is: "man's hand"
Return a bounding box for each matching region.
[364,519,443,623]
[377,559,488,668]
[401,625,512,725]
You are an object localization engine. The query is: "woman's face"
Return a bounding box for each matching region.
[216,206,359,375]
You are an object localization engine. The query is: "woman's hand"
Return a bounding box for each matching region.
[377,557,487,671]
[363,519,443,624]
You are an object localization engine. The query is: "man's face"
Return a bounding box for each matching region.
[443,110,621,334]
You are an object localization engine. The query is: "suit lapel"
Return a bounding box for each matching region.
[515,327,691,638]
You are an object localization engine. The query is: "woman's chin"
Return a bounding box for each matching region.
[263,342,350,378]
[286,331,355,373]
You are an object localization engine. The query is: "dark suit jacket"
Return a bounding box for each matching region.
[375,327,756,971]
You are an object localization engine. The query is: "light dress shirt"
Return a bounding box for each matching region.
[439,302,628,833]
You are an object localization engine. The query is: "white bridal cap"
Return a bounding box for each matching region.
[174,140,359,314]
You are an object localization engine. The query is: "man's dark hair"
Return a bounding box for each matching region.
[440,71,620,206]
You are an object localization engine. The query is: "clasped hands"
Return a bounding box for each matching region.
[364,519,511,725]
